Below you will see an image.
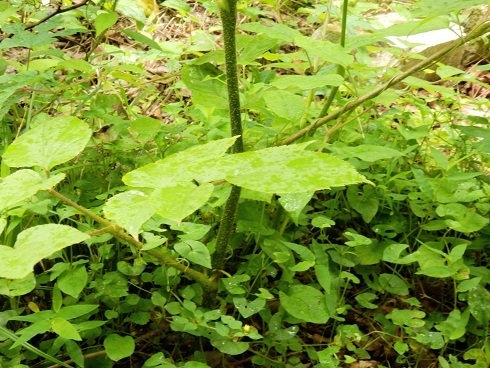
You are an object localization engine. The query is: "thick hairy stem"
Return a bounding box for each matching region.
[47,189,216,293]
[220,0,244,153]
[212,185,241,270]
[278,21,490,146]
[211,0,243,273]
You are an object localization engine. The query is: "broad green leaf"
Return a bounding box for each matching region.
[278,192,313,225]
[104,334,135,361]
[344,231,372,247]
[94,11,118,37]
[3,116,91,170]
[386,309,426,327]
[414,330,444,350]
[51,317,81,341]
[282,242,315,262]
[271,74,344,89]
[11,319,52,349]
[354,242,385,265]
[239,21,302,43]
[122,29,163,51]
[355,293,378,309]
[233,297,266,318]
[0,225,89,279]
[65,340,84,368]
[329,144,404,162]
[0,30,56,49]
[222,145,368,193]
[174,240,212,269]
[280,285,329,323]
[115,0,146,22]
[150,183,214,222]
[57,266,88,298]
[263,90,306,121]
[117,259,146,276]
[456,277,481,293]
[468,285,490,324]
[435,309,470,340]
[0,170,64,212]
[103,190,155,238]
[346,185,379,223]
[181,64,228,109]
[311,216,335,228]
[315,264,332,294]
[436,203,489,233]
[162,0,191,13]
[123,137,237,188]
[59,59,93,73]
[210,336,249,355]
[378,273,409,296]
[294,36,354,67]
[383,243,417,265]
[54,305,98,320]
[0,72,42,118]
[129,117,162,144]
[413,0,489,18]
[237,34,277,65]
[0,274,36,297]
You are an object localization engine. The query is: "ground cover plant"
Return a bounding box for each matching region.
[0,0,489,367]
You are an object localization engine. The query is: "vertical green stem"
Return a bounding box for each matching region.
[219,0,244,154]
[212,0,243,271]
[317,0,348,119]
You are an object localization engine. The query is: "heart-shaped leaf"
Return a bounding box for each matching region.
[174,240,212,269]
[104,334,135,361]
[280,285,329,323]
[150,183,214,222]
[0,225,89,279]
[0,170,64,212]
[103,190,155,238]
[3,116,91,170]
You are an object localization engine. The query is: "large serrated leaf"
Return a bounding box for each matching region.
[222,145,368,193]
[3,116,91,170]
[123,137,237,188]
[0,170,65,212]
[150,183,214,222]
[0,225,89,279]
[103,190,155,238]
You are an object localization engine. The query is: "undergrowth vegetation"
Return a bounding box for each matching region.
[0,0,489,367]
